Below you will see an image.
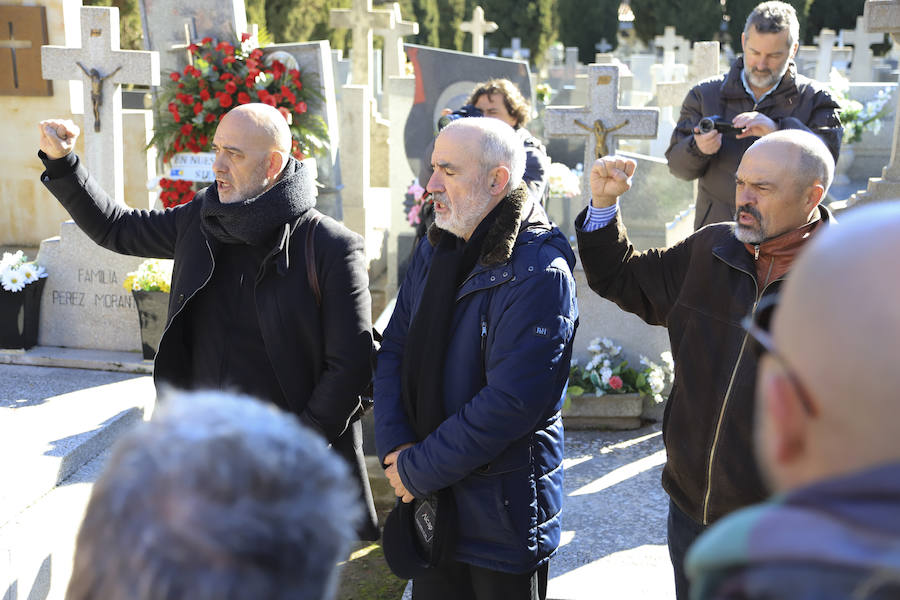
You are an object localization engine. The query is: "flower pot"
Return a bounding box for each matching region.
[563,392,643,430]
[131,290,169,360]
[0,278,46,350]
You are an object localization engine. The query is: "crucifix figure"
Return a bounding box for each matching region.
[76,62,122,132]
[575,118,630,158]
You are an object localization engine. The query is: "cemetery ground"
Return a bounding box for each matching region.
[0,357,674,599]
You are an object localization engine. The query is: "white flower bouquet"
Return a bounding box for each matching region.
[0,251,47,293]
[568,337,674,403]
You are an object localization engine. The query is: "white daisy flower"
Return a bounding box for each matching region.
[2,268,26,292]
[0,251,23,271]
[19,264,39,283]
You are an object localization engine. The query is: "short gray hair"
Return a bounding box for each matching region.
[443,117,526,194]
[745,1,800,49]
[66,390,360,600]
[753,129,835,194]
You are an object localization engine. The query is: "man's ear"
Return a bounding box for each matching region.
[789,41,800,60]
[267,151,289,180]
[804,182,825,212]
[489,166,511,195]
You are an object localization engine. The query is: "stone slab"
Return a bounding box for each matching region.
[0,364,154,528]
[36,222,146,352]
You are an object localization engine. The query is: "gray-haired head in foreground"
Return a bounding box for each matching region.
[442,116,526,195]
[745,1,800,48]
[66,389,361,600]
[749,128,835,195]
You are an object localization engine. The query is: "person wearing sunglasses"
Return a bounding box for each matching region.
[575,128,836,600]
[686,202,900,599]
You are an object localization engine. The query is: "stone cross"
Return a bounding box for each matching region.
[595,38,613,53]
[842,15,884,81]
[813,28,837,82]
[654,26,688,67]
[657,41,721,109]
[1,30,31,91]
[41,6,159,205]
[167,21,199,67]
[460,6,497,56]
[329,0,393,86]
[847,0,900,205]
[544,64,659,203]
[375,2,418,83]
[501,37,530,61]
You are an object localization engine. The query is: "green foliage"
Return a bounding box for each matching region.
[480,0,556,66]
[724,0,811,54]
[557,0,619,64]
[436,0,466,50]
[84,0,143,50]
[806,0,886,51]
[401,0,440,47]
[630,0,722,46]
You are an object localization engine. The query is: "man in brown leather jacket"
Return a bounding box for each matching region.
[665,1,842,230]
[575,129,836,600]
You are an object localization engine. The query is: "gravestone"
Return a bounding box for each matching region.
[654,26,689,68]
[375,3,418,85]
[842,15,884,81]
[460,6,497,57]
[402,43,532,177]
[595,38,613,54]
[544,64,659,203]
[263,41,342,217]
[37,6,160,353]
[1,5,52,96]
[138,0,247,76]
[849,0,900,207]
[385,74,418,291]
[41,6,159,203]
[329,0,393,87]
[502,37,530,62]
[814,28,837,82]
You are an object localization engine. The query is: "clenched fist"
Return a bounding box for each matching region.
[589,155,637,208]
[39,119,80,160]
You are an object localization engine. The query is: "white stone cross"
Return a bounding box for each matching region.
[460,6,497,56]
[544,64,659,203]
[0,22,32,90]
[654,26,689,67]
[813,28,837,82]
[842,15,884,81]
[657,41,721,108]
[375,2,418,83]
[329,0,393,86]
[595,38,613,53]
[501,37,530,61]
[41,6,159,205]
[167,21,199,68]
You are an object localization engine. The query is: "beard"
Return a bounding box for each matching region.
[219,160,272,204]
[432,186,491,240]
[734,204,767,244]
[744,59,790,92]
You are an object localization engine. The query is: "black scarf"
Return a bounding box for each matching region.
[200,157,315,245]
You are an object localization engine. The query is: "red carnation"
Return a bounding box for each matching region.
[201,37,212,44]
[169,72,180,81]
[188,43,199,55]
[296,101,307,114]
[241,32,252,42]
[278,106,292,124]
[217,93,233,108]
[215,42,234,54]
[193,102,203,115]
[174,139,183,152]
[246,58,259,70]
[257,89,270,102]
[223,55,236,65]
[271,60,285,79]
[199,89,210,101]
[225,81,237,95]
[609,375,624,390]
[250,48,263,60]
[180,123,193,136]
[199,135,208,147]
[204,112,217,123]
[237,91,252,104]
[280,86,297,105]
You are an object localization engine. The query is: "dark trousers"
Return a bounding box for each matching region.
[667,499,707,600]
[412,560,549,600]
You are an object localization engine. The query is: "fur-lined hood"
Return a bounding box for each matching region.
[425,183,552,267]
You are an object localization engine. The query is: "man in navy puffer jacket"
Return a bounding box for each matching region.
[375,117,577,599]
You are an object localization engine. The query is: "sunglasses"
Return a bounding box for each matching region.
[742,294,817,417]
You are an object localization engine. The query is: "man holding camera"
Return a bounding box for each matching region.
[666,1,842,230]
[577,128,836,600]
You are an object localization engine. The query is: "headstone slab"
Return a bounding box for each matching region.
[544,64,659,203]
[813,28,837,83]
[375,2,418,84]
[842,15,885,81]
[264,41,342,217]
[402,44,532,176]
[138,0,247,75]
[37,223,144,352]
[329,0,393,86]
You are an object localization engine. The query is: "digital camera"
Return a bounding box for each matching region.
[437,104,484,131]
[697,115,743,137]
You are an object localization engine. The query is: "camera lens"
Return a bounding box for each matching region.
[697,117,715,135]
